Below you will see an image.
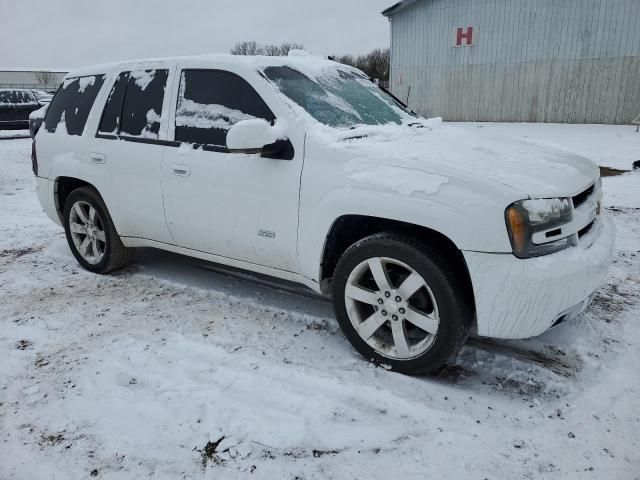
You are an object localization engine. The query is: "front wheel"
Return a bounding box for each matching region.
[63,186,134,274]
[332,233,473,374]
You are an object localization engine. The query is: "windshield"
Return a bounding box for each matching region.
[263,66,415,128]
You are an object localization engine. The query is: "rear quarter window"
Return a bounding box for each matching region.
[44,75,106,136]
[97,69,169,139]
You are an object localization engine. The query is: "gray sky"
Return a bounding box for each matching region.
[0,0,393,69]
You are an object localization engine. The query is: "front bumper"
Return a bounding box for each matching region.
[463,212,615,339]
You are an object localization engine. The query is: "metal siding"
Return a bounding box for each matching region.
[389,0,640,124]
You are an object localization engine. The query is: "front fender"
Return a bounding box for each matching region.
[297,184,515,283]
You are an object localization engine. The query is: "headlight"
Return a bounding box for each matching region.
[505,198,574,258]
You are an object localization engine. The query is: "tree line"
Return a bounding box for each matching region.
[230,41,390,82]
[230,41,305,57]
[331,49,390,82]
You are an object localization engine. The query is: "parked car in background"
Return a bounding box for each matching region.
[32,90,54,104]
[0,89,44,130]
[29,104,48,138]
[32,54,614,374]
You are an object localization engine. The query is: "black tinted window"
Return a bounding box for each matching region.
[98,73,128,135]
[175,69,274,147]
[0,90,37,104]
[120,69,168,138]
[45,75,106,135]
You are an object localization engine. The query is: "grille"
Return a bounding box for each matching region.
[572,184,594,209]
[578,220,595,239]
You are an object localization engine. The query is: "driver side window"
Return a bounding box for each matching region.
[174,69,275,148]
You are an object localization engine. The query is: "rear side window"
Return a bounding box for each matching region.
[44,75,106,135]
[98,73,127,135]
[98,69,168,139]
[175,69,275,147]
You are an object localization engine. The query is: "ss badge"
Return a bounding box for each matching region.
[258,230,276,239]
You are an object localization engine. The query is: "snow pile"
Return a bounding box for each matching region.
[452,122,640,171]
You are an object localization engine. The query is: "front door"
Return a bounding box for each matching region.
[161,68,302,272]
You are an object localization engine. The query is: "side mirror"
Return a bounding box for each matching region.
[226,119,294,160]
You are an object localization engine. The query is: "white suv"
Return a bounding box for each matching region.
[33,54,614,374]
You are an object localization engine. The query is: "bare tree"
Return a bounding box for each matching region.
[278,42,305,56]
[34,70,56,87]
[367,48,390,81]
[231,41,305,56]
[262,44,282,56]
[230,41,264,56]
[333,48,390,81]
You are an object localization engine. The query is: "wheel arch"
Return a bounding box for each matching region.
[318,215,475,317]
[54,176,99,223]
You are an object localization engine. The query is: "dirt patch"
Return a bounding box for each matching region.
[34,356,50,368]
[600,166,629,177]
[197,436,227,468]
[589,282,638,323]
[467,337,581,377]
[432,364,475,383]
[16,340,33,350]
[39,432,65,447]
[0,246,43,259]
[606,206,640,215]
[491,376,547,399]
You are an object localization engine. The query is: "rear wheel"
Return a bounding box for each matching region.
[332,233,473,374]
[63,187,134,274]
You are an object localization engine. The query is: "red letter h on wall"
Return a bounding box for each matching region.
[456,27,473,46]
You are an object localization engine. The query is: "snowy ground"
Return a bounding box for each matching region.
[451,122,640,172]
[1,124,639,479]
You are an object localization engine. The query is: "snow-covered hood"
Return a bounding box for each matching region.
[333,120,599,199]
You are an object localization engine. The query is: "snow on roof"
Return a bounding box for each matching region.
[64,53,346,79]
[382,0,422,17]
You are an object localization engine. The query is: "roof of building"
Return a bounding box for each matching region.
[0,68,68,73]
[382,0,421,17]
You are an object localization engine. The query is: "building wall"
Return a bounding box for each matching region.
[389,0,640,124]
[0,71,67,91]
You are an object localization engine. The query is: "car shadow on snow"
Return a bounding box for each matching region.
[118,247,590,399]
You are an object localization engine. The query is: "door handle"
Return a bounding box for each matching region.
[90,153,106,164]
[171,164,191,177]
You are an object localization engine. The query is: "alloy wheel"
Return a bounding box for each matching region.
[68,200,106,265]
[344,257,440,360]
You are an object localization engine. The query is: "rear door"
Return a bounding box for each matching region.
[92,66,176,244]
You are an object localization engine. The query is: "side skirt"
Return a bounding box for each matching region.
[121,236,322,294]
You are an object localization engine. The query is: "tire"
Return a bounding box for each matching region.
[332,233,473,375]
[63,186,134,274]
